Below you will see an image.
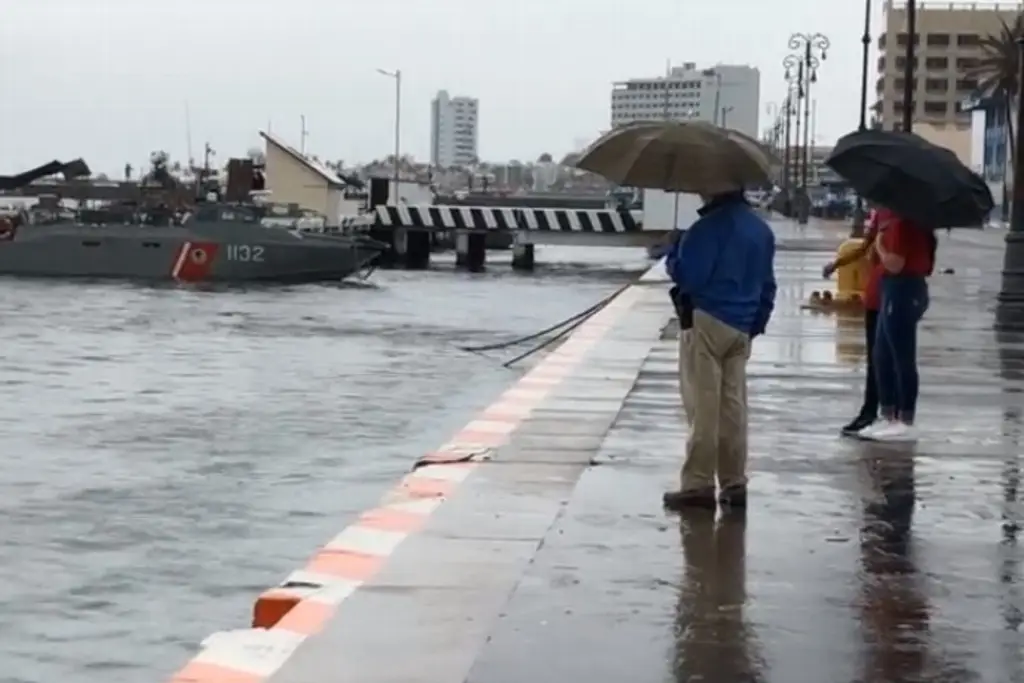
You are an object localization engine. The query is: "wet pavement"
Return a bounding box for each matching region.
[0,247,647,683]
[267,226,1024,683]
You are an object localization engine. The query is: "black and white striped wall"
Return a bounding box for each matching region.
[373,205,644,232]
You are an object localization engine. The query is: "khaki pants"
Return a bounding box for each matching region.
[678,310,751,491]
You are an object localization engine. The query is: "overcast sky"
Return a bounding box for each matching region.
[2,0,876,175]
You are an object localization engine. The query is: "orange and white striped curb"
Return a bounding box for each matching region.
[166,284,646,683]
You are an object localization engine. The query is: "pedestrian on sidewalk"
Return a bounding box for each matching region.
[662,189,777,511]
[857,209,935,443]
[823,208,883,437]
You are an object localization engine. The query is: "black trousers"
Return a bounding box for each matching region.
[861,309,879,419]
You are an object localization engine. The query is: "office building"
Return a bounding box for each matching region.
[609,63,761,139]
[430,90,479,169]
[875,0,1022,161]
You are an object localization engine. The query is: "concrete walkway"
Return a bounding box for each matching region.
[170,223,1024,683]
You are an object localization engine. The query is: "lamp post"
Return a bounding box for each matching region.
[376,68,402,192]
[902,0,917,133]
[782,57,804,214]
[721,105,734,128]
[851,0,873,237]
[996,37,1024,330]
[789,33,829,192]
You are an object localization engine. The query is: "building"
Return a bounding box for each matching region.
[875,0,1022,162]
[965,92,1013,217]
[259,131,353,223]
[609,63,761,139]
[430,90,479,169]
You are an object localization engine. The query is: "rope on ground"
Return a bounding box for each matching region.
[457,281,633,356]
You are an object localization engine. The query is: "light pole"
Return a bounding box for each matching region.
[902,0,917,133]
[782,58,803,204]
[852,0,873,237]
[720,105,734,129]
[996,37,1024,330]
[789,33,829,192]
[376,68,402,192]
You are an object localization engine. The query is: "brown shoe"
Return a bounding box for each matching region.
[718,485,747,508]
[663,488,717,511]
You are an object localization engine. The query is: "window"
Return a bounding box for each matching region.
[877,56,886,71]
[956,57,978,70]
[956,33,980,47]
[878,34,887,49]
[893,78,917,91]
[926,33,950,47]
[957,77,979,91]
[925,56,949,70]
[925,78,949,92]
[895,57,918,70]
[924,101,948,114]
[896,33,920,46]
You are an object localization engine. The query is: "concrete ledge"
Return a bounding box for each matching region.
[164,263,670,683]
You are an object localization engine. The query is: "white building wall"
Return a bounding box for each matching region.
[609,63,761,139]
[430,90,479,168]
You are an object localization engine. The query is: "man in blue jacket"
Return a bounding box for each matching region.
[663,190,777,511]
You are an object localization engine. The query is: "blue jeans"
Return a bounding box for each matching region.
[874,275,929,423]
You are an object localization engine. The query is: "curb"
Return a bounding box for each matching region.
[165,281,650,683]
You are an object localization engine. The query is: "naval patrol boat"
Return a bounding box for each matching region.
[0,162,385,284]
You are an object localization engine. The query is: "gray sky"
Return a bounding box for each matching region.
[2,0,873,175]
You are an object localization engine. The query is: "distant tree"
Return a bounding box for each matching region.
[537,152,553,163]
[96,172,110,181]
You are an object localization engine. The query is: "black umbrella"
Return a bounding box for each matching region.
[826,129,994,228]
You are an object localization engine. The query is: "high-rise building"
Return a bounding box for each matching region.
[875,0,1021,161]
[430,90,479,169]
[609,63,761,139]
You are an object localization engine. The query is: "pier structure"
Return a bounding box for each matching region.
[367,204,651,272]
[165,222,1023,683]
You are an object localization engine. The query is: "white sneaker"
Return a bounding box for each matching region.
[856,420,895,440]
[870,422,919,443]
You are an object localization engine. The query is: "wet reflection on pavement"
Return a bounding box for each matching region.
[674,509,766,682]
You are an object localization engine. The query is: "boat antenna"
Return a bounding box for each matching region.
[185,101,195,168]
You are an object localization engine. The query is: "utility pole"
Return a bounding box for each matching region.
[300,115,309,155]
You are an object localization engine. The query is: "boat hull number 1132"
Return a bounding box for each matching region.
[226,245,265,262]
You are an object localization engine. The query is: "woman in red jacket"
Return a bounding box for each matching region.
[858,208,935,442]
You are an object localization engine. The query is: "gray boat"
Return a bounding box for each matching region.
[0,201,385,284]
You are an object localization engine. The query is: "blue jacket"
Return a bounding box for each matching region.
[665,194,777,336]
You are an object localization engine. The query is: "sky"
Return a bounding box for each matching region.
[1,0,876,175]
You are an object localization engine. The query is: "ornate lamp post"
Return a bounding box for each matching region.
[788,33,829,194]
[996,36,1024,331]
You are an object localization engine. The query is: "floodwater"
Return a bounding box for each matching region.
[0,246,648,683]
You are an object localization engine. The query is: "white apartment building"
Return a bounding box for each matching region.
[430,90,479,169]
[610,63,761,140]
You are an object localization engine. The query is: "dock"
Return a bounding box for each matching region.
[169,220,1024,683]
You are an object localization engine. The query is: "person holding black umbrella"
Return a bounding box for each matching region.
[824,129,993,443]
[857,207,936,443]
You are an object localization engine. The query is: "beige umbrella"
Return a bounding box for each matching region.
[574,121,780,195]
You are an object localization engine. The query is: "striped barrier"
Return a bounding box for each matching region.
[373,205,642,232]
[165,279,650,683]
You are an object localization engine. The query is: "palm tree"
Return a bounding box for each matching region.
[971,12,1024,221]
[971,13,1024,163]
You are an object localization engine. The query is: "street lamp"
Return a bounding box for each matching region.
[782,57,803,202]
[376,68,402,191]
[789,33,829,193]
[996,36,1024,330]
[851,0,873,237]
[720,105,735,128]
